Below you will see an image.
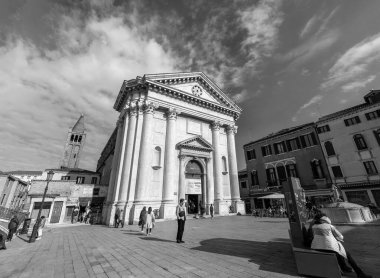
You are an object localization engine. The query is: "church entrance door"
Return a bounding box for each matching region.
[185,160,204,215]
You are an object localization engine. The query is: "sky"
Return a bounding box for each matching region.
[1,0,380,173]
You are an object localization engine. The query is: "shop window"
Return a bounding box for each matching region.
[344,116,361,126]
[354,134,368,150]
[363,161,378,175]
[331,166,343,178]
[246,149,256,160]
[324,141,336,156]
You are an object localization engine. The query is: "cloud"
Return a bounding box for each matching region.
[300,7,339,39]
[341,75,376,93]
[291,94,323,122]
[0,8,179,171]
[321,32,380,90]
[299,15,318,39]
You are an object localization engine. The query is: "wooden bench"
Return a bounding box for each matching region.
[288,230,342,278]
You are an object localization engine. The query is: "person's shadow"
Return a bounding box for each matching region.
[191,238,298,276]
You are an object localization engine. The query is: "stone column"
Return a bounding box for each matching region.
[178,155,186,201]
[106,107,130,225]
[227,124,245,214]
[116,105,138,210]
[160,108,179,218]
[211,121,226,214]
[206,157,214,214]
[226,125,240,201]
[103,117,124,223]
[134,102,157,204]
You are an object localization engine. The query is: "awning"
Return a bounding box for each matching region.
[257,193,285,199]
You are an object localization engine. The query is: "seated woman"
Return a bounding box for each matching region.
[310,215,372,278]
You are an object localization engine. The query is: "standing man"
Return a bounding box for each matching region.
[7,215,19,242]
[114,210,120,228]
[210,204,214,219]
[176,198,187,243]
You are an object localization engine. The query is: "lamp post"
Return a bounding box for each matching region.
[29,170,54,243]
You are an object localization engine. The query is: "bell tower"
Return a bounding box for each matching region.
[60,114,86,169]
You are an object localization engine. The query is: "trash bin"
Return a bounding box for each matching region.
[20,218,31,234]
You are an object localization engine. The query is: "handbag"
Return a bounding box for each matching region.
[179,211,185,217]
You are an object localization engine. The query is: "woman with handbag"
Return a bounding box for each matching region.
[176,198,186,243]
[138,207,147,233]
[311,215,372,278]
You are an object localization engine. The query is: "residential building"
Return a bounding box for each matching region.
[101,72,245,226]
[243,123,334,211]
[238,169,250,213]
[41,168,100,185]
[316,90,380,206]
[6,170,42,183]
[0,174,28,211]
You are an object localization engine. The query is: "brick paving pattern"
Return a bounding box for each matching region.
[0,216,379,278]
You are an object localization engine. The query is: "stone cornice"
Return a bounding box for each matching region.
[176,136,214,152]
[113,72,242,120]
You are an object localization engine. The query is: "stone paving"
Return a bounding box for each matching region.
[0,216,379,278]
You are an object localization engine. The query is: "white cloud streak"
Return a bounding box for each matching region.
[322,32,380,90]
[0,11,179,171]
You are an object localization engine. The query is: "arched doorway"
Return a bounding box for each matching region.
[185,160,204,214]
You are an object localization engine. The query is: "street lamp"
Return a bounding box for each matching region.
[29,170,54,243]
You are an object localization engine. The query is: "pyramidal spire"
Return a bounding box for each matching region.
[72,114,85,133]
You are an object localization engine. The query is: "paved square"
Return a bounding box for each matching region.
[1,216,379,278]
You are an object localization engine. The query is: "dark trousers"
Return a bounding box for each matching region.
[316,249,364,275]
[7,229,15,241]
[176,219,185,241]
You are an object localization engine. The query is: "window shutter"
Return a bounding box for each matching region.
[286,140,292,151]
[356,116,361,123]
[253,149,256,159]
[311,133,318,145]
[296,137,301,149]
[344,119,349,126]
[261,146,266,156]
[373,130,380,146]
[300,136,306,148]
[326,125,330,131]
[377,110,380,117]
[274,144,279,154]
[246,151,251,160]
[365,113,370,120]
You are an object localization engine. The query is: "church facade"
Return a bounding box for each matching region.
[100,72,245,225]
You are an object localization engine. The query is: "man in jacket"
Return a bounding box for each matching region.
[7,215,19,242]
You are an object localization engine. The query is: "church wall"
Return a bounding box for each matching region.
[99,154,113,185]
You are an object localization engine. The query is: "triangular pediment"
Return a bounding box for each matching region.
[144,72,241,111]
[176,136,213,152]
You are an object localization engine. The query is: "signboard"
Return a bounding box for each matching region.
[186,179,202,194]
[283,177,308,248]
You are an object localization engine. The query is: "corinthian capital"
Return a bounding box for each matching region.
[143,101,158,114]
[165,108,179,120]
[211,121,221,131]
[226,125,238,134]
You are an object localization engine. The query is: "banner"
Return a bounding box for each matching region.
[186,179,202,194]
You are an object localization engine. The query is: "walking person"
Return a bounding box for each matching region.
[210,204,214,219]
[119,210,124,228]
[311,215,372,278]
[36,216,46,241]
[145,207,155,235]
[114,210,120,228]
[138,207,147,233]
[176,198,186,243]
[0,233,6,250]
[7,215,19,242]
